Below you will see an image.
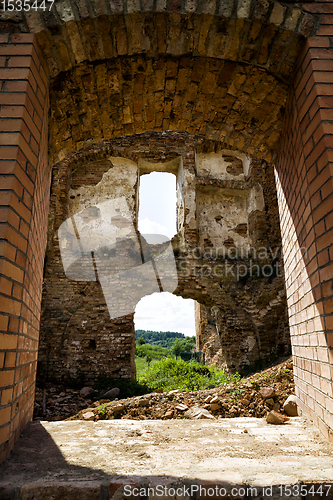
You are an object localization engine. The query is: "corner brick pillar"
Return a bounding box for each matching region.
[0,33,50,462]
[275,5,333,441]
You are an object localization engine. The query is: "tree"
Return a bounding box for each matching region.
[137,337,146,345]
[182,336,196,352]
[172,338,183,357]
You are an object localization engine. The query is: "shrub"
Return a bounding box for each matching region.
[97,403,108,418]
[136,343,171,360]
[137,357,240,392]
[171,337,196,357]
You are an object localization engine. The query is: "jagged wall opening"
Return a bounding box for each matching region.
[134,292,196,339]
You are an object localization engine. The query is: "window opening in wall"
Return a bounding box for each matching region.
[138,172,177,238]
[135,171,196,368]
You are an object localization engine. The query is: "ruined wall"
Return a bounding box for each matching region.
[194,154,290,372]
[39,156,138,385]
[180,148,290,372]
[38,131,290,384]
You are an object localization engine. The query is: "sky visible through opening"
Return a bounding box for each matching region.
[135,172,195,337]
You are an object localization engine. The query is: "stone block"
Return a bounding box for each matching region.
[283,395,299,417]
[55,0,76,23]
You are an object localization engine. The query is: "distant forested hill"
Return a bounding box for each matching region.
[135,330,185,348]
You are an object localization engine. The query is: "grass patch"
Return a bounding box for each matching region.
[135,356,149,374]
[137,357,240,392]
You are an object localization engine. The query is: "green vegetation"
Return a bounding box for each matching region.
[135,329,187,348]
[258,372,270,380]
[133,329,237,393]
[97,403,108,418]
[231,387,244,400]
[171,337,196,356]
[94,331,239,399]
[135,330,196,359]
[136,337,196,360]
[250,380,260,390]
[136,357,240,392]
[136,342,171,361]
[135,355,149,374]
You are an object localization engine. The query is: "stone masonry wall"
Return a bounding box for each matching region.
[38,131,290,384]
[184,151,290,372]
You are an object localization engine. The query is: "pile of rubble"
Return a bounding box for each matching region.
[33,388,90,421]
[33,356,296,423]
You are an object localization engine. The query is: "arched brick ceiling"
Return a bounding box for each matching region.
[1,1,316,163]
[2,1,315,82]
[50,54,287,163]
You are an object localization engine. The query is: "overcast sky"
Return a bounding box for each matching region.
[135,172,196,337]
[138,171,177,238]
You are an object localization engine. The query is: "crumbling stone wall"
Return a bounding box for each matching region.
[39,156,138,385]
[177,145,290,372]
[38,131,290,384]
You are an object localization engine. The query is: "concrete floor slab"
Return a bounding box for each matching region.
[1,417,333,499]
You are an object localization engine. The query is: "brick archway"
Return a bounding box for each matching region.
[1,0,333,461]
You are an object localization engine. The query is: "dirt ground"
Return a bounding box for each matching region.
[1,417,333,491]
[3,358,333,497]
[64,356,295,422]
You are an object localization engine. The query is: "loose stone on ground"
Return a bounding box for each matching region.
[34,357,296,424]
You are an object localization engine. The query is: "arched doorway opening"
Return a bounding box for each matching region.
[135,291,196,338]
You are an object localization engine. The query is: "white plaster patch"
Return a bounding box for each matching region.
[245,335,257,351]
[247,184,265,213]
[197,188,250,252]
[69,157,138,217]
[55,0,75,22]
[195,150,250,180]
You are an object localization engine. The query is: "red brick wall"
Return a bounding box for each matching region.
[275,4,333,441]
[0,34,50,462]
